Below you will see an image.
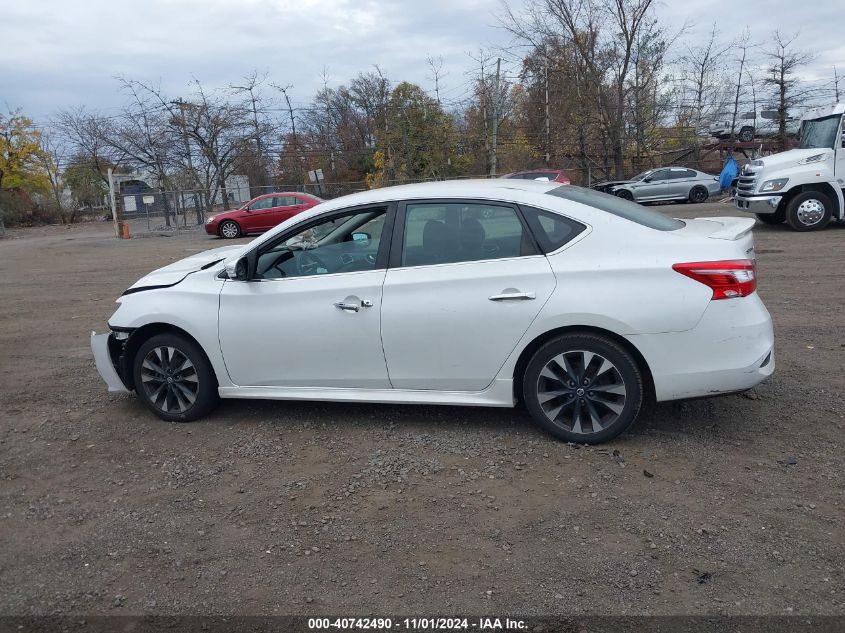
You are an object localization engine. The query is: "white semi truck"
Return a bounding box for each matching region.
[734,103,845,231]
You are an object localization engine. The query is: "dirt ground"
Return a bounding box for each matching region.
[1,202,843,617]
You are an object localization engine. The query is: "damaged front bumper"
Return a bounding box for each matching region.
[91,331,131,393]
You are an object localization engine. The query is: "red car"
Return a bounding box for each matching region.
[205,192,322,239]
[502,169,571,184]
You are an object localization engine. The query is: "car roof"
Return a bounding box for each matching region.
[509,169,564,174]
[313,179,561,211]
[254,191,309,198]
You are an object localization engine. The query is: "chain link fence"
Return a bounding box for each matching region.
[114,156,739,238]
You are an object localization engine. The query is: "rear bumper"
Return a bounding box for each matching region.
[736,195,782,214]
[91,332,130,393]
[626,295,774,401]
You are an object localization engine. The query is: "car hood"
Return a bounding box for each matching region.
[209,208,246,221]
[753,148,833,169]
[125,244,242,292]
[594,180,633,188]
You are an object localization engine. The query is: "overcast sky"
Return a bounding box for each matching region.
[2,0,843,122]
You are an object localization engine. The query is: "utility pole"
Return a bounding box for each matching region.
[544,61,550,166]
[490,57,501,177]
[835,66,841,102]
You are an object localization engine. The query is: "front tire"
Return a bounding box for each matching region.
[522,334,643,444]
[615,189,634,201]
[132,333,219,422]
[785,192,832,231]
[219,220,241,239]
[688,186,709,204]
[756,209,785,225]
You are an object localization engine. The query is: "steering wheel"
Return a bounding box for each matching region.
[296,250,328,276]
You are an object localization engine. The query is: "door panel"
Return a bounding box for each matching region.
[381,257,556,391]
[219,271,389,388]
[667,171,693,199]
[634,170,668,200]
[218,206,392,389]
[267,196,297,227]
[245,198,276,231]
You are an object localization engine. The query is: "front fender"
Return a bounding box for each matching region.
[107,273,233,388]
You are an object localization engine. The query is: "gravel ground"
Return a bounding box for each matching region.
[0,202,843,616]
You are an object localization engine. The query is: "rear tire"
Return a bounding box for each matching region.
[219,220,241,239]
[132,333,219,422]
[688,186,709,204]
[785,192,832,231]
[522,334,643,444]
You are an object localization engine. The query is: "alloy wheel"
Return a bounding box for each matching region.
[536,350,627,435]
[690,187,707,203]
[795,199,825,226]
[220,221,240,239]
[140,346,199,413]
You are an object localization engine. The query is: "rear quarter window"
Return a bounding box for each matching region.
[546,185,684,231]
[521,206,586,253]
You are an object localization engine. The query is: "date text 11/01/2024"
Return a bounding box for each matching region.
[307,618,528,630]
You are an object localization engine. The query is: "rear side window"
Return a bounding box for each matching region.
[401,202,538,267]
[521,206,586,253]
[546,185,684,231]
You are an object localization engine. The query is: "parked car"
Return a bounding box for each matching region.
[502,169,571,184]
[92,179,773,444]
[600,167,721,204]
[709,110,801,142]
[205,192,322,239]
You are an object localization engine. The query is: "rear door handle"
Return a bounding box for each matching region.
[488,291,536,301]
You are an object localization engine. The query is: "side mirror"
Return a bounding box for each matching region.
[352,232,371,242]
[643,177,652,183]
[224,257,249,281]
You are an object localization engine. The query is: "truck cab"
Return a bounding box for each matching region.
[735,104,845,231]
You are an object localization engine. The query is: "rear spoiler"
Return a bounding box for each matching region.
[698,216,756,241]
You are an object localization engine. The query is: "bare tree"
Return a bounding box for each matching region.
[110,77,178,224]
[230,71,276,190]
[727,29,754,144]
[502,0,667,177]
[37,131,72,223]
[426,55,447,105]
[54,107,120,185]
[676,24,732,148]
[762,30,815,151]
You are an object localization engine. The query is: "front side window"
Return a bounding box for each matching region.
[401,202,537,267]
[249,197,275,211]
[648,169,669,182]
[631,170,654,181]
[255,208,386,279]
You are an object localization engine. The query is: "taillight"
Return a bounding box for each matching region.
[672,259,757,300]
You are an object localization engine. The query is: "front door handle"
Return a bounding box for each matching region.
[488,291,536,301]
[333,302,360,312]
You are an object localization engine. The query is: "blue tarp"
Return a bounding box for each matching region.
[719,156,738,190]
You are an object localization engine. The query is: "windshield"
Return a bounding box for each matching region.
[546,185,684,231]
[630,170,654,181]
[799,114,841,149]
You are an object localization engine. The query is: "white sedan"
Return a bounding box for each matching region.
[92,179,774,444]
